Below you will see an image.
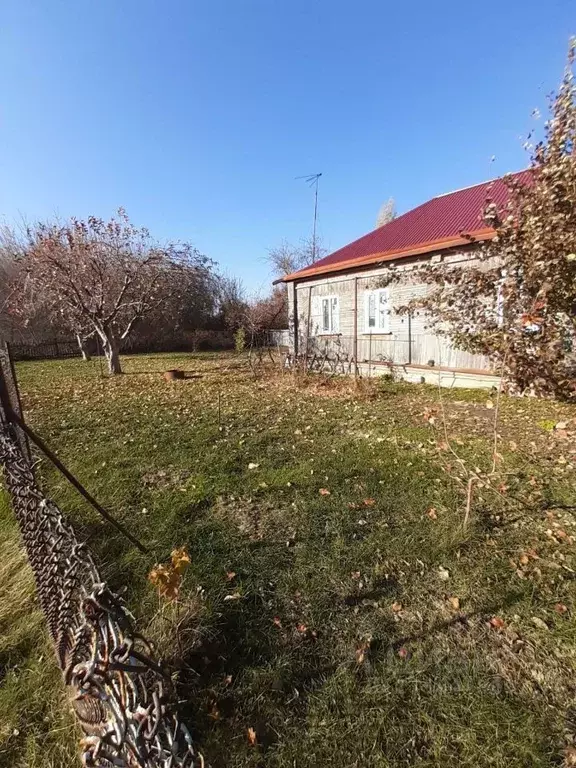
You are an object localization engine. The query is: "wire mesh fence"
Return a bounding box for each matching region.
[0,342,199,767]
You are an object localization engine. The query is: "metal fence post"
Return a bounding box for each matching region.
[0,341,31,464]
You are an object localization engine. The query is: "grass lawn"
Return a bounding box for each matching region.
[1,352,576,767]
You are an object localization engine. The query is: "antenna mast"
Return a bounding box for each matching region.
[296,172,322,262]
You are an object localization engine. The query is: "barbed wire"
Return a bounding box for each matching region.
[0,422,198,768]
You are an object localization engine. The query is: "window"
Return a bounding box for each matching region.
[364,288,389,333]
[496,281,504,327]
[495,269,506,328]
[320,296,339,333]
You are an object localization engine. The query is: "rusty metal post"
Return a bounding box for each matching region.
[0,339,148,553]
[0,341,31,464]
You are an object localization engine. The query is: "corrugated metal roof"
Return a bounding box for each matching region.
[283,170,530,281]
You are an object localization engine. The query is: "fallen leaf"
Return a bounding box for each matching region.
[355,637,371,664]
[539,419,556,431]
[519,554,530,566]
[148,562,184,601]
[437,566,450,582]
[489,616,505,630]
[448,596,460,610]
[363,498,376,507]
[170,547,191,575]
[225,570,236,581]
[319,488,331,496]
[247,727,257,746]
[485,399,494,409]
[391,601,403,613]
[532,616,549,631]
[272,616,282,627]
[296,623,308,634]
[223,593,242,601]
[397,646,409,659]
[555,421,568,430]
[563,746,576,767]
[554,603,568,614]
[247,462,260,470]
[427,507,438,520]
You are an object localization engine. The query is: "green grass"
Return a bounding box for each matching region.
[1,352,576,767]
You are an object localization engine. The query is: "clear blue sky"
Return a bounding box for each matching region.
[0,1,573,292]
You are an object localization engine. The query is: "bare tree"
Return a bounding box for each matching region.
[15,210,212,374]
[217,274,248,330]
[0,238,18,327]
[245,287,288,332]
[376,198,397,228]
[0,226,49,342]
[267,235,326,277]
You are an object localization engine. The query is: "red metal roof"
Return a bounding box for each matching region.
[283,170,530,282]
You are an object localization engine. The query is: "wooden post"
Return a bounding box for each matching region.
[368,332,372,378]
[408,310,413,365]
[292,282,299,359]
[304,285,313,371]
[353,277,358,379]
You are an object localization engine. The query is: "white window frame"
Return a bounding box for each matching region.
[495,268,506,328]
[363,288,390,334]
[319,295,339,334]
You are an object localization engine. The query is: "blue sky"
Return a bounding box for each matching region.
[0,1,573,292]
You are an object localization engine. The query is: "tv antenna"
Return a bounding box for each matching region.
[296,172,322,262]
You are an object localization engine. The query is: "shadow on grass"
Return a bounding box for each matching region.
[371,588,527,660]
[342,575,400,607]
[173,583,531,766]
[176,593,338,761]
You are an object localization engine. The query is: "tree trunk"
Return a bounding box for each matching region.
[100,330,122,375]
[76,333,91,362]
[107,339,122,375]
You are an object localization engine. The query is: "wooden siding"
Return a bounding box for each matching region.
[287,249,493,373]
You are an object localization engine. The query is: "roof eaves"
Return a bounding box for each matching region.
[279,228,495,283]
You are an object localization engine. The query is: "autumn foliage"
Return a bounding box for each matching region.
[149,547,191,601]
[13,210,214,374]
[394,43,576,399]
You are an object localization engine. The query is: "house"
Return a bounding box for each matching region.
[278,172,530,389]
